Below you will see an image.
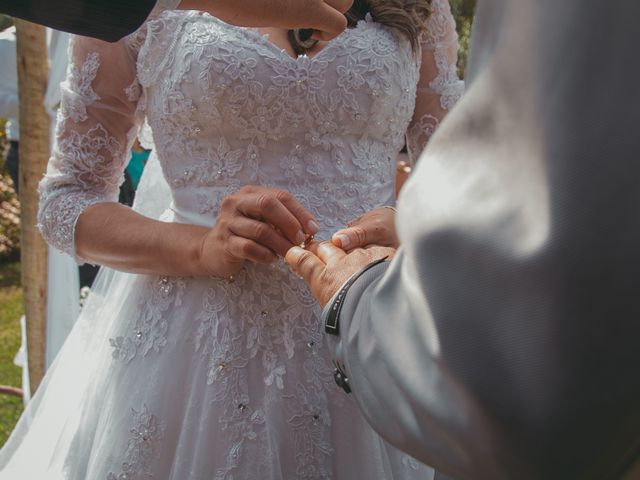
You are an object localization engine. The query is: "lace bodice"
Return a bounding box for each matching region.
[38,0,463,259]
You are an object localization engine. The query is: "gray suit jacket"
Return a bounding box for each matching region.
[0,0,177,42]
[323,0,640,478]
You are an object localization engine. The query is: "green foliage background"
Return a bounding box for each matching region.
[0,261,23,447]
[0,15,12,32]
[0,119,20,261]
[0,15,23,449]
[0,16,19,261]
[449,0,477,77]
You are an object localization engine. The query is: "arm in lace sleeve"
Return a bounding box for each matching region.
[406,0,465,165]
[151,0,182,15]
[37,35,144,261]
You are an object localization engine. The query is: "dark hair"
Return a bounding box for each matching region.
[289,0,431,55]
[346,0,431,52]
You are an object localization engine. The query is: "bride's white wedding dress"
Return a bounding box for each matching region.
[0,2,462,478]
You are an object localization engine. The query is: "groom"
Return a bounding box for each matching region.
[287,0,640,478]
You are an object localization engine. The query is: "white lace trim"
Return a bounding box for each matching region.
[36,189,108,259]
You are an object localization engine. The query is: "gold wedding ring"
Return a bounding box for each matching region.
[299,234,314,249]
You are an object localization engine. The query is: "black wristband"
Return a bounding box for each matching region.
[325,256,389,336]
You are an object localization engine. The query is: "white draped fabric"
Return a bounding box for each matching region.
[14,30,80,407]
[43,30,81,370]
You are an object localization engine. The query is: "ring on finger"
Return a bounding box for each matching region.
[300,233,315,249]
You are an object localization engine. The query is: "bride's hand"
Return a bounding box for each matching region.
[179,0,353,42]
[198,185,319,277]
[331,207,398,251]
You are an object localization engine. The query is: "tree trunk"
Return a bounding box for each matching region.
[15,20,50,394]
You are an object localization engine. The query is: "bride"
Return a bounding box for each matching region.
[0,0,463,477]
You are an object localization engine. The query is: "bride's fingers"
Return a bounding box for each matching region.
[226,235,277,265]
[310,2,349,41]
[234,187,318,245]
[229,217,292,257]
[323,0,353,14]
[234,191,306,246]
[275,190,320,236]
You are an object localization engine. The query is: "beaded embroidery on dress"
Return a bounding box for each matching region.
[0,1,463,478]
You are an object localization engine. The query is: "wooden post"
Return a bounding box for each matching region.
[15,20,50,394]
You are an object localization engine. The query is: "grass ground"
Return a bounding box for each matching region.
[0,260,24,447]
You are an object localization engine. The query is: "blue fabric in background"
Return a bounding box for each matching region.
[125,149,150,190]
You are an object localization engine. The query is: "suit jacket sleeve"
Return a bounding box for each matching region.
[324,0,640,478]
[0,0,179,42]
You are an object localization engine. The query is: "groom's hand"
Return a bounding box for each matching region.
[332,207,398,251]
[179,0,353,41]
[285,241,395,307]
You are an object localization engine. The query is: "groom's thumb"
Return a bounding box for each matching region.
[332,226,367,251]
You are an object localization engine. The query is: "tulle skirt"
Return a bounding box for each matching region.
[0,154,435,479]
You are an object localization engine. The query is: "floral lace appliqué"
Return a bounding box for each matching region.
[107,404,166,480]
[110,276,187,364]
[421,0,465,110]
[61,50,100,123]
[37,123,126,257]
[407,113,440,164]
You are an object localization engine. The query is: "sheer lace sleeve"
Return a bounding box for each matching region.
[37,34,145,261]
[406,0,465,164]
[151,0,182,15]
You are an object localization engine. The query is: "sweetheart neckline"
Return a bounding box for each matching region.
[196,11,372,66]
